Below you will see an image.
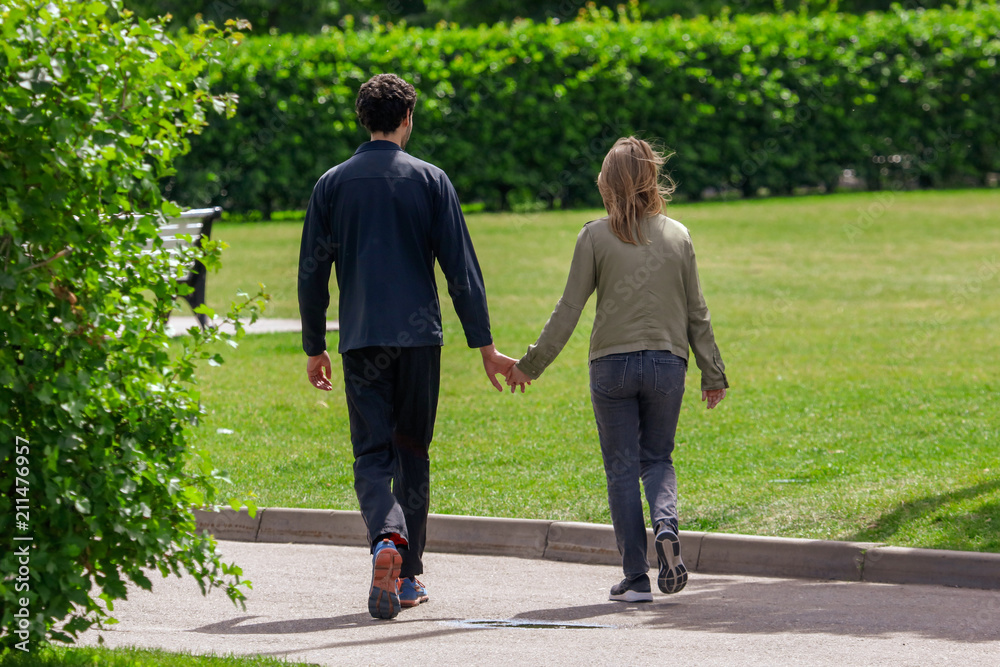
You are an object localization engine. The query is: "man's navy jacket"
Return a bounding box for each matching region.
[298,140,493,357]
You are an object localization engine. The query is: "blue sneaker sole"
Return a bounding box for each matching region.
[399,590,429,607]
[399,578,429,608]
[655,529,688,594]
[368,544,402,619]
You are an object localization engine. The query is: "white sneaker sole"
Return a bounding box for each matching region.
[609,590,653,602]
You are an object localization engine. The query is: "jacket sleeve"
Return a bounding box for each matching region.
[685,234,729,391]
[515,225,597,379]
[431,174,493,349]
[298,178,335,357]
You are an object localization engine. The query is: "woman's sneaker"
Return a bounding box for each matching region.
[655,524,688,594]
[398,576,429,607]
[609,574,653,602]
[368,540,402,619]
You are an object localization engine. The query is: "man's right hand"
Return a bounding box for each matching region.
[307,351,333,391]
[479,343,517,392]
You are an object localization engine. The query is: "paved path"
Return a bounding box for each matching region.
[166,317,338,336]
[78,541,1000,666]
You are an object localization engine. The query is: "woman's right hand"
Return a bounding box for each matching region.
[702,388,726,409]
[505,364,533,393]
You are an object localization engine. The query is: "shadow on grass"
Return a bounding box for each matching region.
[845,478,1000,552]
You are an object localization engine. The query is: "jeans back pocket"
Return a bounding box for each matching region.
[591,356,629,394]
[652,356,686,397]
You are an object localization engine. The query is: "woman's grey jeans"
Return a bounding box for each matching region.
[590,349,686,579]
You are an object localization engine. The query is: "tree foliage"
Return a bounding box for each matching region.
[0,0,264,648]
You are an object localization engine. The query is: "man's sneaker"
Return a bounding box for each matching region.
[609,574,653,602]
[655,524,688,594]
[368,540,402,619]
[398,576,429,607]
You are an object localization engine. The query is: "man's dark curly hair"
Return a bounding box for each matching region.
[355,73,417,135]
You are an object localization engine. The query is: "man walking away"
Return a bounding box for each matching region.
[298,73,519,619]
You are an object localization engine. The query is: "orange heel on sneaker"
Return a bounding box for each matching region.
[368,540,402,619]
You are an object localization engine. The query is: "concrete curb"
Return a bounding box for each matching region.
[542,522,707,568]
[193,508,261,542]
[696,532,879,582]
[426,514,551,558]
[258,508,366,546]
[194,508,1000,591]
[862,545,1000,589]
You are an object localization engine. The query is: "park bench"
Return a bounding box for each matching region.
[151,206,221,330]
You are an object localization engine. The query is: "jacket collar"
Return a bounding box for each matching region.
[355,140,403,154]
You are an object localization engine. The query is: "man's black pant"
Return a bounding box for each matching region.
[341,345,440,579]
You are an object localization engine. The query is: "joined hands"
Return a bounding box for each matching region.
[306,345,531,394]
[504,364,532,393]
[480,343,529,393]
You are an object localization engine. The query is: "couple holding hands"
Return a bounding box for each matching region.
[298,74,728,620]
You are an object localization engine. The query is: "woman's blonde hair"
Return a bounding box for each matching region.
[597,137,676,245]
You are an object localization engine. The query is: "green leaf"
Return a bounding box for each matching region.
[162,201,182,217]
[0,0,252,645]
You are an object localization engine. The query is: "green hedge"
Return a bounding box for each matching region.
[125,0,964,33]
[167,4,1000,214]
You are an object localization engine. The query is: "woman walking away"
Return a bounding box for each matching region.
[505,137,728,601]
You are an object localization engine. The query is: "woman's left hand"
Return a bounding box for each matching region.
[702,388,726,409]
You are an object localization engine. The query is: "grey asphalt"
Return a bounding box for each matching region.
[77,540,1000,666]
[165,317,338,336]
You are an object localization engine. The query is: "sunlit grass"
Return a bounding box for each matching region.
[192,190,1000,552]
[0,645,314,666]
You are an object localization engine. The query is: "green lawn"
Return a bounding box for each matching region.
[0,645,315,666]
[191,190,1000,552]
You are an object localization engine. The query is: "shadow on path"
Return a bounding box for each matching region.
[188,575,1000,655]
[189,612,458,635]
[512,576,1000,644]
